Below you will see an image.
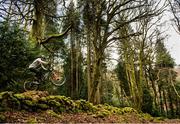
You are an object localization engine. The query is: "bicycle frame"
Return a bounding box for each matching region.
[24,68,66,91]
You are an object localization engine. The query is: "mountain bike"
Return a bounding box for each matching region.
[23,68,66,91]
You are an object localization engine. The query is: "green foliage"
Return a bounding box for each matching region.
[142,87,153,114]
[139,113,154,122]
[122,107,137,114]
[75,99,96,112]
[37,104,49,110]
[94,109,110,118]
[61,1,85,100]
[153,117,166,122]
[151,107,161,117]
[24,100,36,107]
[154,39,179,118]
[101,80,113,105]
[115,61,130,96]
[27,117,37,123]
[0,114,6,123]
[94,104,137,117]
[155,40,175,67]
[0,22,38,92]
[46,110,62,118]
[64,2,81,33]
[14,94,26,100]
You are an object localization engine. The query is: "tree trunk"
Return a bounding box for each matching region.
[31,0,45,44]
[75,36,80,99]
[168,88,174,118]
[70,29,76,99]
[129,55,140,109]
[138,50,144,110]
[163,90,168,117]
[149,69,159,110]
[87,30,92,102]
[177,96,180,118]
[89,52,102,104]
[159,87,164,115]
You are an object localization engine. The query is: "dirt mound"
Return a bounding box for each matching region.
[21,91,49,100]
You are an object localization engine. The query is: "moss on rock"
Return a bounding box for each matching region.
[37,103,49,110]
[26,117,38,123]
[24,100,36,106]
[75,99,97,112]
[139,113,154,122]
[122,107,137,114]
[14,94,26,100]
[0,91,139,118]
[46,110,62,118]
[94,109,111,118]
[0,114,6,122]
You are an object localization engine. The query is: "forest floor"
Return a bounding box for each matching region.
[0,91,180,123]
[1,111,180,123]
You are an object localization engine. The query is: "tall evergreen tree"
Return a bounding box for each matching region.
[0,22,37,92]
[154,33,177,117]
[62,1,83,99]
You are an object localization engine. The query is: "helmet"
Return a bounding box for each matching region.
[41,55,46,59]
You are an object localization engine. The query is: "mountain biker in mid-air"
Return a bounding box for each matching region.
[28,55,48,82]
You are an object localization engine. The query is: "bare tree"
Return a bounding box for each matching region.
[169,0,180,34]
[82,0,167,104]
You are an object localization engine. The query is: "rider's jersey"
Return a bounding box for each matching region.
[29,58,45,69]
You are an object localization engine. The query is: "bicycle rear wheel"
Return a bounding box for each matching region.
[24,79,39,91]
[49,72,66,86]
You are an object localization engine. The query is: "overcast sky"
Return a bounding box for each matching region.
[165,28,180,65]
[163,10,180,65]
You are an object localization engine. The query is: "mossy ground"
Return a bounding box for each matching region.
[0,91,179,123]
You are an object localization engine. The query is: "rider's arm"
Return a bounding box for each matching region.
[41,63,48,70]
[38,58,48,70]
[39,59,48,65]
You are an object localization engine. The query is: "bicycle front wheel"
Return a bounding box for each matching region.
[24,79,39,91]
[49,73,66,86]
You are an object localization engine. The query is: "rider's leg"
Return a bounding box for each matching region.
[36,71,42,82]
[37,68,45,82]
[29,68,39,81]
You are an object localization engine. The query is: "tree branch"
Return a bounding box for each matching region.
[40,25,72,44]
[168,0,180,32]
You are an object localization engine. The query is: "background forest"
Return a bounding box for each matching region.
[0,0,180,119]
